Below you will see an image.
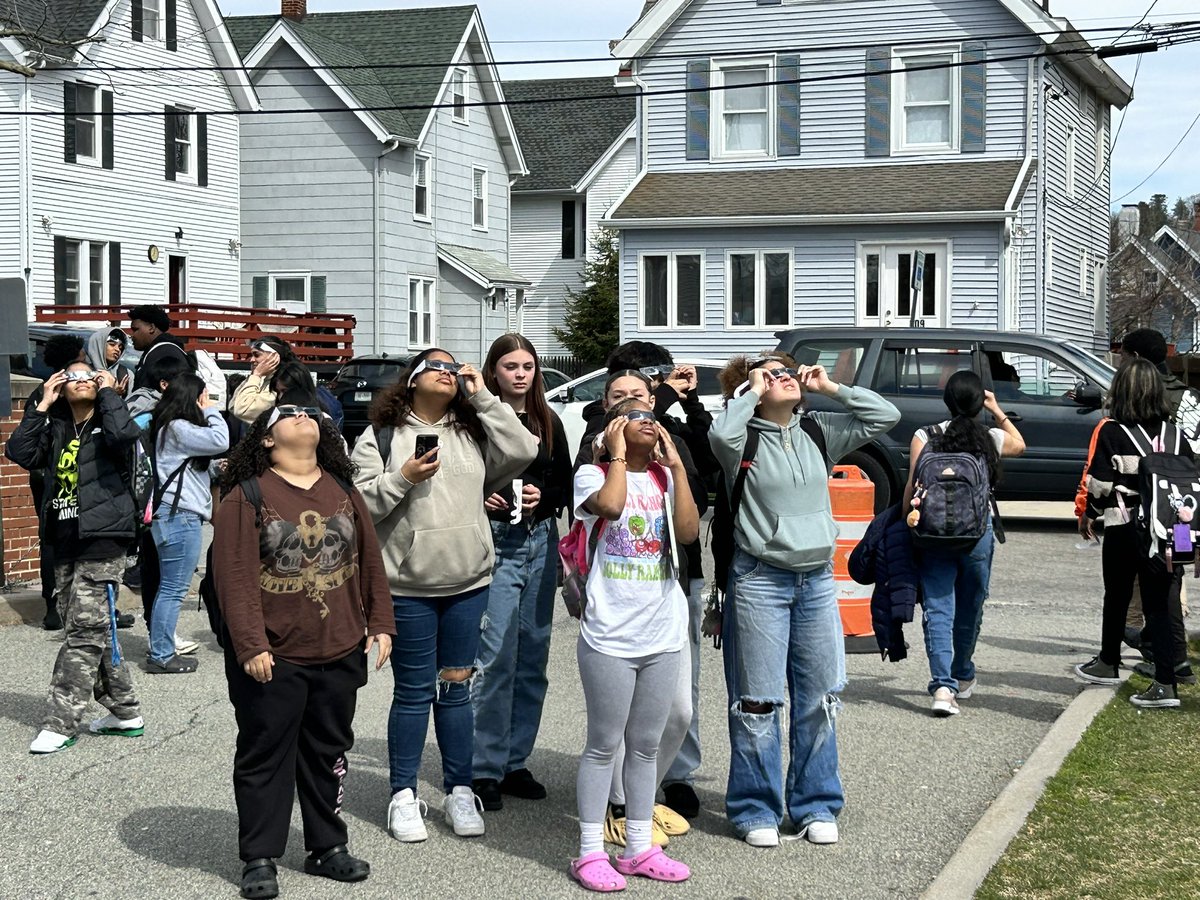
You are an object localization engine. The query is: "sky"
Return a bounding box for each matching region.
[220,0,1200,211]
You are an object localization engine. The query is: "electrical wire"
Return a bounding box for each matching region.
[1110,106,1200,205]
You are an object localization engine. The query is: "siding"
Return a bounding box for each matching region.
[0,76,22,278]
[437,265,508,364]
[510,196,584,356]
[585,138,639,251]
[25,0,240,314]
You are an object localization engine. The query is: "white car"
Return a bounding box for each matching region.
[547,359,729,457]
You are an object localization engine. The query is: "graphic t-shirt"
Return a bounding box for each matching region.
[573,465,687,658]
[51,434,124,561]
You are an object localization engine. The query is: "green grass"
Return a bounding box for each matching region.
[977,643,1200,900]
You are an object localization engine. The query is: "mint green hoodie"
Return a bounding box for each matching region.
[709,385,900,573]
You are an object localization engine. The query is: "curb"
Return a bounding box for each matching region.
[920,678,1122,900]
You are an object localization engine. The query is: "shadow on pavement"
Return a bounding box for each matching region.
[117,805,274,887]
[979,633,1088,656]
[0,689,45,728]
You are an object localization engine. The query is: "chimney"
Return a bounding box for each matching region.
[282,0,306,21]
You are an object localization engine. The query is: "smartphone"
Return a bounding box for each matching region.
[414,433,440,461]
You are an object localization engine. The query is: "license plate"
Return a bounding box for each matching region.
[354,391,372,402]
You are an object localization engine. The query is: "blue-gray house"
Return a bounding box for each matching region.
[604,0,1133,356]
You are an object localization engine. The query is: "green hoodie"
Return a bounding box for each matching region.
[709,385,900,572]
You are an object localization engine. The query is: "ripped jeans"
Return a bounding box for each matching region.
[723,550,845,837]
[388,587,488,795]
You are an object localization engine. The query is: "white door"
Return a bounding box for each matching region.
[858,242,949,328]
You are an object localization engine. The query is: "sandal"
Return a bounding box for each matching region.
[240,858,278,899]
[613,846,690,882]
[569,851,627,893]
[303,845,370,882]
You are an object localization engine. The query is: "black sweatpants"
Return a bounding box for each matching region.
[225,644,368,861]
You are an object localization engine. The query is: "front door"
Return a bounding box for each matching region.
[168,255,187,304]
[858,242,949,328]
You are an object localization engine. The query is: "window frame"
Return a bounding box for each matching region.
[450,68,468,124]
[855,240,953,328]
[724,248,794,330]
[711,55,776,160]
[408,276,437,349]
[269,272,312,311]
[74,83,100,164]
[142,0,163,41]
[891,44,961,155]
[1065,123,1077,196]
[1094,104,1107,177]
[637,250,706,331]
[171,106,196,182]
[472,166,488,231]
[58,237,112,305]
[413,153,431,222]
[1078,247,1089,297]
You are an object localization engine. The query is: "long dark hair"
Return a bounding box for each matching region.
[483,333,553,443]
[220,409,357,496]
[369,348,484,443]
[932,371,1001,484]
[1108,357,1171,428]
[271,360,330,413]
[151,372,212,471]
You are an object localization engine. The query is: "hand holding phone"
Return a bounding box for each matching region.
[401,434,441,484]
[414,433,440,461]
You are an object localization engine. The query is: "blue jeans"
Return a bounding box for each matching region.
[389,587,488,795]
[148,510,203,664]
[664,578,704,786]
[472,518,558,781]
[918,526,994,695]
[723,549,845,837]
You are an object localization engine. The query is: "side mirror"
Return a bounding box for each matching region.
[565,386,576,403]
[1073,381,1103,408]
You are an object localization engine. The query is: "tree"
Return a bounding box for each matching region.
[554,228,619,367]
[1109,229,1198,349]
[1174,197,1190,222]
[0,1,108,77]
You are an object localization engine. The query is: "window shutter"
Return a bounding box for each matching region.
[777,55,802,157]
[101,90,114,169]
[164,106,176,181]
[197,113,208,187]
[865,47,891,158]
[63,82,77,163]
[131,0,143,42]
[685,59,710,161]
[310,276,327,313]
[961,42,988,153]
[252,277,269,308]
[109,242,122,305]
[53,237,67,304]
[166,0,177,51]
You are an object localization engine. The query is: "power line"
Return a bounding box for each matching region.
[1110,107,1200,206]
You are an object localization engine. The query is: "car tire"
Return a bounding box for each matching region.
[838,449,893,513]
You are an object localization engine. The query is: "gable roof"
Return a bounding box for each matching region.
[504,77,635,193]
[0,0,108,55]
[438,243,532,289]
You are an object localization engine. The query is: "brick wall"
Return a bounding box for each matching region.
[1,377,42,585]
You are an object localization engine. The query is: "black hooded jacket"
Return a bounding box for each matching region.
[133,332,189,391]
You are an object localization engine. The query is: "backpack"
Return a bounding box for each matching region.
[188,348,228,412]
[1119,423,1200,569]
[709,416,828,592]
[130,421,188,527]
[373,424,394,467]
[1170,388,1200,454]
[558,461,670,619]
[909,424,1000,551]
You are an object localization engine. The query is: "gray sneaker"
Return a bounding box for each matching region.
[1130,681,1181,709]
[1133,661,1197,685]
[1074,656,1120,685]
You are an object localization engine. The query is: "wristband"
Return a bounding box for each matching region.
[609,457,627,465]
[995,416,1009,427]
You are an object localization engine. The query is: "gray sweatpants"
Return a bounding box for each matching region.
[576,639,680,827]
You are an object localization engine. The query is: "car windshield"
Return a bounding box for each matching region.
[335,362,406,382]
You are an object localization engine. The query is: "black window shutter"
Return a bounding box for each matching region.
[131,0,144,42]
[197,113,208,187]
[101,90,114,169]
[63,82,77,164]
[310,276,327,313]
[865,48,891,157]
[778,55,802,157]
[164,106,176,181]
[561,200,577,260]
[685,59,710,161]
[166,0,177,51]
[252,277,269,308]
[109,242,122,305]
[961,42,988,153]
[53,237,68,303]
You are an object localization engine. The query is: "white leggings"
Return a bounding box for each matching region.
[576,639,681,827]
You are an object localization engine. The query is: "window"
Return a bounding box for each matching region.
[56,238,111,305]
[640,252,703,329]
[142,0,162,40]
[1065,124,1076,196]
[1094,105,1106,177]
[873,345,974,395]
[75,84,98,161]
[1046,236,1055,288]
[727,250,791,328]
[472,167,487,230]
[63,240,81,305]
[414,154,431,221]
[561,200,587,260]
[713,58,773,158]
[1078,248,1089,297]
[984,346,1084,405]
[409,277,436,348]
[171,107,194,178]
[450,69,468,123]
[273,276,307,312]
[88,243,106,305]
[893,47,959,153]
[786,340,869,384]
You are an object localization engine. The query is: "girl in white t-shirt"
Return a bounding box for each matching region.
[569,398,699,892]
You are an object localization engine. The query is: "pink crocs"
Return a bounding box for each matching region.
[613,846,690,882]
[570,851,627,893]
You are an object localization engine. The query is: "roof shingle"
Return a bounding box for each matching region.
[1,0,110,54]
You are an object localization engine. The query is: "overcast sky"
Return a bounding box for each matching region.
[220,0,1200,209]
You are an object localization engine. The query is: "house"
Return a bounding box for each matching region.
[226,0,530,362]
[603,0,1132,358]
[0,0,257,313]
[505,77,636,356]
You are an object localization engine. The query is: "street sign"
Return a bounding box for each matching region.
[909,251,926,327]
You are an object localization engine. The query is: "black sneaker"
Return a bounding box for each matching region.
[472,778,503,811]
[663,782,700,819]
[1074,656,1120,685]
[499,768,547,800]
[1130,681,1181,709]
[1123,626,1142,649]
[146,654,198,674]
[42,607,63,631]
[1133,661,1197,685]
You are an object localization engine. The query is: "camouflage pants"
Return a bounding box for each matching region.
[43,557,141,736]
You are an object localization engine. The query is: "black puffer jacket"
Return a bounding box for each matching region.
[5,388,142,541]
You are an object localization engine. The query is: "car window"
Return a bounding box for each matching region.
[570,371,608,403]
[541,370,570,391]
[984,346,1085,404]
[788,340,868,385]
[873,345,974,395]
[335,362,406,382]
[695,366,722,396]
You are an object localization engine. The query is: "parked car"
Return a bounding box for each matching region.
[774,327,1116,510]
[547,359,728,456]
[327,355,411,445]
[20,324,142,381]
[541,367,571,392]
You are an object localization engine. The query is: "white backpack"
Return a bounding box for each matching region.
[190,348,228,411]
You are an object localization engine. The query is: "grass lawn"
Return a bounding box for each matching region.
[977,644,1200,900]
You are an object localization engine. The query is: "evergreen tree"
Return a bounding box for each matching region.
[1173,197,1190,222]
[554,229,619,367]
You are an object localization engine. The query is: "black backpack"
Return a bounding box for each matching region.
[1120,423,1200,569]
[909,424,999,551]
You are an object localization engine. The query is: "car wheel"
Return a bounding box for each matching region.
[838,449,893,513]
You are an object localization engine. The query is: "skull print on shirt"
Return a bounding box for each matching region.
[259,496,358,618]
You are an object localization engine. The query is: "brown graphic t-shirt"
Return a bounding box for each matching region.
[213,469,395,666]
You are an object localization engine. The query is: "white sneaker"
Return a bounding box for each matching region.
[89,714,145,737]
[931,687,960,717]
[443,785,485,837]
[387,788,429,842]
[174,634,199,655]
[956,678,977,699]
[803,821,839,844]
[30,730,76,754]
[745,827,780,848]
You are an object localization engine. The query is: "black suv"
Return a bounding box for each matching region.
[327,355,411,444]
[774,328,1115,509]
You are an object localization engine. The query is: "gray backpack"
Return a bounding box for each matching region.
[910,425,1000,551]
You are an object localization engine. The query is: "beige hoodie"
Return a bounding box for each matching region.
[351,387,537,597]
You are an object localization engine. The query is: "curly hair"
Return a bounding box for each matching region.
[369,348,485,443]
[717,351,798,401]
[220,409,357,497]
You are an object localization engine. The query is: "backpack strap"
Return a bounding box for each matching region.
[373,424,395,468]
[239,477,265,528]
[799,415,829,472]
[1119,423,1155,458]
[153,459,190,519]
[728,429,761,522]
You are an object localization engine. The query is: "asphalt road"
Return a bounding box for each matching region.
[0,514,1114,900]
